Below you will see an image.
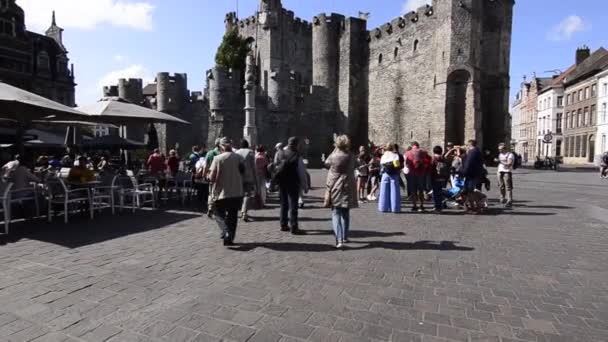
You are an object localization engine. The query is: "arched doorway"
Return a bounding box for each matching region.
[589,135,595,163]
[445,70,471,145]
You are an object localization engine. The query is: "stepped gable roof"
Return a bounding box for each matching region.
[564,47,608,86]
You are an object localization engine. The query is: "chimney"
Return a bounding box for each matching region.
[576,45,591,65]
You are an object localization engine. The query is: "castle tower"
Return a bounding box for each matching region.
[207,67,243,145]
[118,78,143,104]
[312,13,344,113]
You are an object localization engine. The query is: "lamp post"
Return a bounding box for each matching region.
[243,54,257,146]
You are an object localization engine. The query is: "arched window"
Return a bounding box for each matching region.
[413,39,419,52]
[378,54,383,64]
[394,47,398,58]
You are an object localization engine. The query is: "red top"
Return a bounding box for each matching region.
[147,153,166,175]
[167,156,180,175]
[405,147,431,177]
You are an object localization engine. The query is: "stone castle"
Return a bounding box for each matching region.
[104,0,514,159]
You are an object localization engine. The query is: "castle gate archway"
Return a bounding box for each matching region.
[445,69,471,145]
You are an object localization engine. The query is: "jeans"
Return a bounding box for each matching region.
[241,182,256,215]
[379,173,401,213]
[214,197,243,242]
[332,207,350,243]
[432,180,445,210]
[497,172,513,202]
[279,186,299,229]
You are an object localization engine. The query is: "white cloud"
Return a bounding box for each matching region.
[97,64,153,93]
[547,15,591,41]
[17,0,155,32]
[401,0,430,14]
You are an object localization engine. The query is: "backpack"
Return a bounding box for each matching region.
[271,151,298,182]
[512,152,522,170]
[435,157,450,180]
[188,153,200,171]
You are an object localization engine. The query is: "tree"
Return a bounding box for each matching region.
[215,29,250,71]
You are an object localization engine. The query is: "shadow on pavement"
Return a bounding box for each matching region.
[0,210,200,248]
[303,229,406,238]
[230,240,473,252]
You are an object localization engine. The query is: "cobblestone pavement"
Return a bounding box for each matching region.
[0,169,607,342]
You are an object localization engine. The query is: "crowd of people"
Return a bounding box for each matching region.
[2,134,521,249]
[196,134,518,249]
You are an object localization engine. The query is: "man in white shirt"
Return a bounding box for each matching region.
[495,143,514,207]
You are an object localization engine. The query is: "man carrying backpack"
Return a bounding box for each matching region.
[431,146,449,213]
[495,143,514,208]
[600,151,608,178]
[273,137,307,234]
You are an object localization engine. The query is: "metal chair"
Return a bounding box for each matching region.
[46,177,93,223]
[91,172,117,215]
[114,176,155,212]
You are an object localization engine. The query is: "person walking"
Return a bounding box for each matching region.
[274,137,307,234]
[324,135,358,248]
[430,146,450,213]
[236,139,258,222]
[495,143,514,207]
[209,137,244,246]
[405,141,431,212]
[378,144,401,213]
[255,146,269,207]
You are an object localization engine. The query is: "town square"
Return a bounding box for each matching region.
[0,0,607,341]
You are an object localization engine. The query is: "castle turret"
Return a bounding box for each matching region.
[207,67,243,144]
[118,78,143,104]
[312,13,344,112]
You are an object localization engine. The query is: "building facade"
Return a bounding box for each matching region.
[511,75,551,162]
[206,0,514,158]
[0,1,75,107]
[595,69,608,159]
[562,47,608,164]
[535,67,575,158]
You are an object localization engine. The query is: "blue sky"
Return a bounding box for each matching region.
[17,0,608,106]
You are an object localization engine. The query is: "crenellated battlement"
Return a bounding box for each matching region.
[312,13,345,28]
[367,4,435,43]
[235,9,312,34]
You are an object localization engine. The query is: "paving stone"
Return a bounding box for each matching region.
[521,318,557,334]
[0,170,606,342]
[222,325,256,342]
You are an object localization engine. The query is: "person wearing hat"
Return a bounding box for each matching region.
[274,137,308,234]
[208,137,245,246]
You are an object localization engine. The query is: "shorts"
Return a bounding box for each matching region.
[409,175,427,193]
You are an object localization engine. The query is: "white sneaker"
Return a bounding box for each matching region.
[336,243,344,249]
[366,194,373,201]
